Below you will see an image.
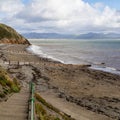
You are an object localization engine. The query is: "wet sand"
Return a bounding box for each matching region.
[0,44,120,120]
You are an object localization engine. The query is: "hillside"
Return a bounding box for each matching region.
[0,23,30,44]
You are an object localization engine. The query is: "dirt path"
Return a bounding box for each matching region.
[0,87,30,120]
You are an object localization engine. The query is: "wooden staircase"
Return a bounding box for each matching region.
[0,88,30,120]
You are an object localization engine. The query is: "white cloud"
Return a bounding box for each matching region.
[0,0,24,17]
[0,0,120,33]
[0,0,24,29]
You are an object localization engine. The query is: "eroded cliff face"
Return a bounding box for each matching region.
[0,23,30,45]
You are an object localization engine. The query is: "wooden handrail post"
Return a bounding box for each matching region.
[29,82,36,120]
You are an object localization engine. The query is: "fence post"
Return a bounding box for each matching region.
[9,60,10,65]
[31,82,34,120]
[29,82,36,120]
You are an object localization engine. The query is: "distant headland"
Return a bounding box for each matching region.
[0,23,30,44]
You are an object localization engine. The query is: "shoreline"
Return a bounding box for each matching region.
[27,44,120,75]
[0,44,120,120]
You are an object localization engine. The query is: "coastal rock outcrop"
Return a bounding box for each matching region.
[0,23,30,44]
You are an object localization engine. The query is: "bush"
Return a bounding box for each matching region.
[0,74,8,86]
[11,84,20,93]
[35,93,75,120]
[35,102,46,115]
[0,66,20,96]
[35,93,59,113]
[0,93,5,98]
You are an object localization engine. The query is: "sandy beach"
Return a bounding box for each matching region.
[0,44,120,120]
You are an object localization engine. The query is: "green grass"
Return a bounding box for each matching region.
[35,93,60,113]
[35,93,75,120]
[0,23,22,40]
[0,74,8,86]
[35,102,61,120]
[0,74,20,93]
[35,102,46,115]
[0,93,5,98]
[0,66,20,98]
[11,78,20,92]
[0,23,30,44]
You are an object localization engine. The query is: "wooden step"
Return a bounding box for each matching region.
[0,87,30,120]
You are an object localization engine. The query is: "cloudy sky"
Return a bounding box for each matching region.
[0,0,120,34]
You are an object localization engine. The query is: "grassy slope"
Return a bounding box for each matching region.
[0,23,30,44]
[0,66,20,99]
[35,93,75,120]
[0,24,21,39]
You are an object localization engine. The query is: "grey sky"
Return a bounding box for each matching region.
[0,0,120,34]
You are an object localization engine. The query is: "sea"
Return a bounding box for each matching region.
[27,39,120,75]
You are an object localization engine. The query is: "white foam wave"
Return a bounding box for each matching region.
[27,45,64,63]
[90,65,120,75]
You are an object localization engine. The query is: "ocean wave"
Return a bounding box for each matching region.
[90,65,120,75]
[27,45,64,63]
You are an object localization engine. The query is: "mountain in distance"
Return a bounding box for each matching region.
[22,32,74,39]
[0,23,30,44]
[76,32,120,39]
[22,32,120,39]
